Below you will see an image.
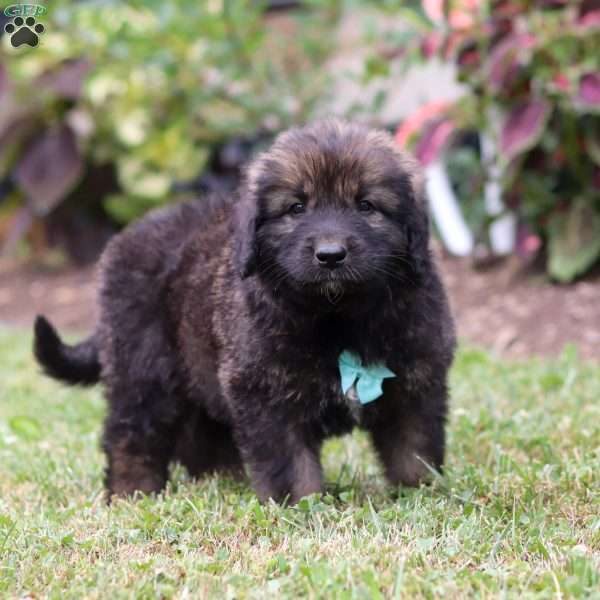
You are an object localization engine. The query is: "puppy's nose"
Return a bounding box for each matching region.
[315,242,347,269]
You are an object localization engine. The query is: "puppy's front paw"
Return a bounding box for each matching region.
[383,451,439,488]
[244,439,323,504]
[107,474,165,500]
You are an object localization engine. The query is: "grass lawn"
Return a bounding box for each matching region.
[0,328,599,599]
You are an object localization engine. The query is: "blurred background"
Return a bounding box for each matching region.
[0,0,599,359]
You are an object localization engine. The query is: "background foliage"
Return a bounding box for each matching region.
[378,0,600,281]
[2,0,600,281]
[0,0,340,261]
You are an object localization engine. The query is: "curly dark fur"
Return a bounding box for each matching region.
[34,119,456,503]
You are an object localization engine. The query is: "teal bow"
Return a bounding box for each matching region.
[338,350,396,405]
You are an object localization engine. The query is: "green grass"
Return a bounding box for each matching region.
[0,328,599,599]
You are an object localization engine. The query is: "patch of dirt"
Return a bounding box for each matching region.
[1,253,599,361]
[437,252,600,361]
[0,261,97,332]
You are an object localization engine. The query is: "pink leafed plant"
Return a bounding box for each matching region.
[388,0,600,281]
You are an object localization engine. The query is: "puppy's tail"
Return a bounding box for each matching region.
[33,315,101,386]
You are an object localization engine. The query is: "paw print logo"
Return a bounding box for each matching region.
[4,16,45,48]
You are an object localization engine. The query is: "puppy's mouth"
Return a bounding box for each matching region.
[319,279,346,304]
[299,269,369,303]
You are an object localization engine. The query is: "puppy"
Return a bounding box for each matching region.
[34,119,456,503]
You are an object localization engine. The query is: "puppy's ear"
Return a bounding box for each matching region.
[234,186,259,279]
[405,175,432,280]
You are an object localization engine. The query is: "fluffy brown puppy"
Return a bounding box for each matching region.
[34,119,456,503]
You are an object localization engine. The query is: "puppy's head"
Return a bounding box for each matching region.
[236,119,430,306]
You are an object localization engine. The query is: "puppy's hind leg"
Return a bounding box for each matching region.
[174,407,244,480]
[103,375,184,499]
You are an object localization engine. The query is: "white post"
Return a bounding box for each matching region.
[480,131,516,255]
[425,160,474,256]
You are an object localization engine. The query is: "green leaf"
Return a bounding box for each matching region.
[9,416,42,441]
[548,199,600,282]
[117,158,171,199]
[362,569,385,600]
[116,109,151,147]
[396,5,434,32]
[363,56,390,82]
[104,193,163,225]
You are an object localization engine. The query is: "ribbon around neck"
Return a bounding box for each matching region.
[338,350,396,405]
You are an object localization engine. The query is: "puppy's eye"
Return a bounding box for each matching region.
[289,202,306,215]
[358,200,375,213]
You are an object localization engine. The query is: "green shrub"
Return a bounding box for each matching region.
[0,0,340,256]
